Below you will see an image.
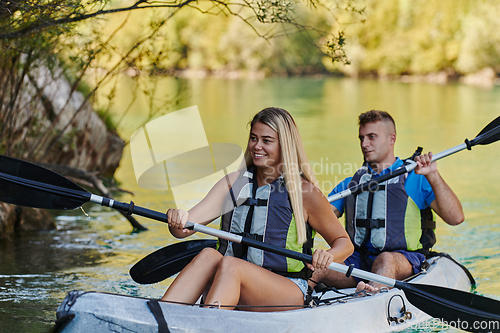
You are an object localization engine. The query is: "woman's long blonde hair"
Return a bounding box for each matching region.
[243,107,317,244]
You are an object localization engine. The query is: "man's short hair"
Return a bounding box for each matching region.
[358,110,396,134]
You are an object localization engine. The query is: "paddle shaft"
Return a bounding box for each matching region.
[89,194,169,222]
[327,142,468,203]
[184,221,397,287]
[0,171,170,223]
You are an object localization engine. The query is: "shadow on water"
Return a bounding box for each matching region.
[0,213,114,332]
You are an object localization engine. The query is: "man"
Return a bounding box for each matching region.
[311,110,464,292]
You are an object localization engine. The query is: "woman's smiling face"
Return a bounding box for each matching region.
[248,121,281,172]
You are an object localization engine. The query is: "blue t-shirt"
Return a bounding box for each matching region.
[329,157,436,216]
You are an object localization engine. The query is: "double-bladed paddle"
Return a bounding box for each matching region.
[0,115,500,332]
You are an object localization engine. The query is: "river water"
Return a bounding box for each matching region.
[1,77,499,332]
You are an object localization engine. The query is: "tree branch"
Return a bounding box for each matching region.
[0,0,197,40]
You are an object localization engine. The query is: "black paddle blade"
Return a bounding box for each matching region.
[0,155,88,209]
[403,283,500,332]
[472,115,500,146]
[130,239,217,284]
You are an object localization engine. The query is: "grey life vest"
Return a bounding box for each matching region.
[345,164,436,253]
[218,167,314,278]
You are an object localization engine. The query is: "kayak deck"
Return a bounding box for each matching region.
[54,255,473,333]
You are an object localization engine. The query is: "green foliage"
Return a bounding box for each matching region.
[455,0,500,73]
[325,31,350,66]
[96,108,117,131]
[144,1,352,75]
[255,0,294,23]
[337,0,500,76]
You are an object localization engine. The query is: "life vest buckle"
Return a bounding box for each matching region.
[247,198,259,206]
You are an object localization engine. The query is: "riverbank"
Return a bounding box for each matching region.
[149,66,500,88]
[0,62,126,240]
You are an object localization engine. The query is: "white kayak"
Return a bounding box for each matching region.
[53,254,473,333]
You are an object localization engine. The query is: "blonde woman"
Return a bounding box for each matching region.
[162,107,353,311]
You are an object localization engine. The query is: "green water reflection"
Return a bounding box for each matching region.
[1,77,499,332]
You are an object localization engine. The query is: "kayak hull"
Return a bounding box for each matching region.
[54,256,472,333]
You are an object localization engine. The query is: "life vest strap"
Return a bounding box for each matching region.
[421,219,436,229]
[237,232,264,242]
[241,198,268,206]
[420,207,436,229]
[273,266,312,280]
[355,218,386,229]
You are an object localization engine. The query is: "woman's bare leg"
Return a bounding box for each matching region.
[161,248,223,303]
[204,256,304,312]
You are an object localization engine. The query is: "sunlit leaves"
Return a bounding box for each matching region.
[254,0,294,23]
[325,30,350,64]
